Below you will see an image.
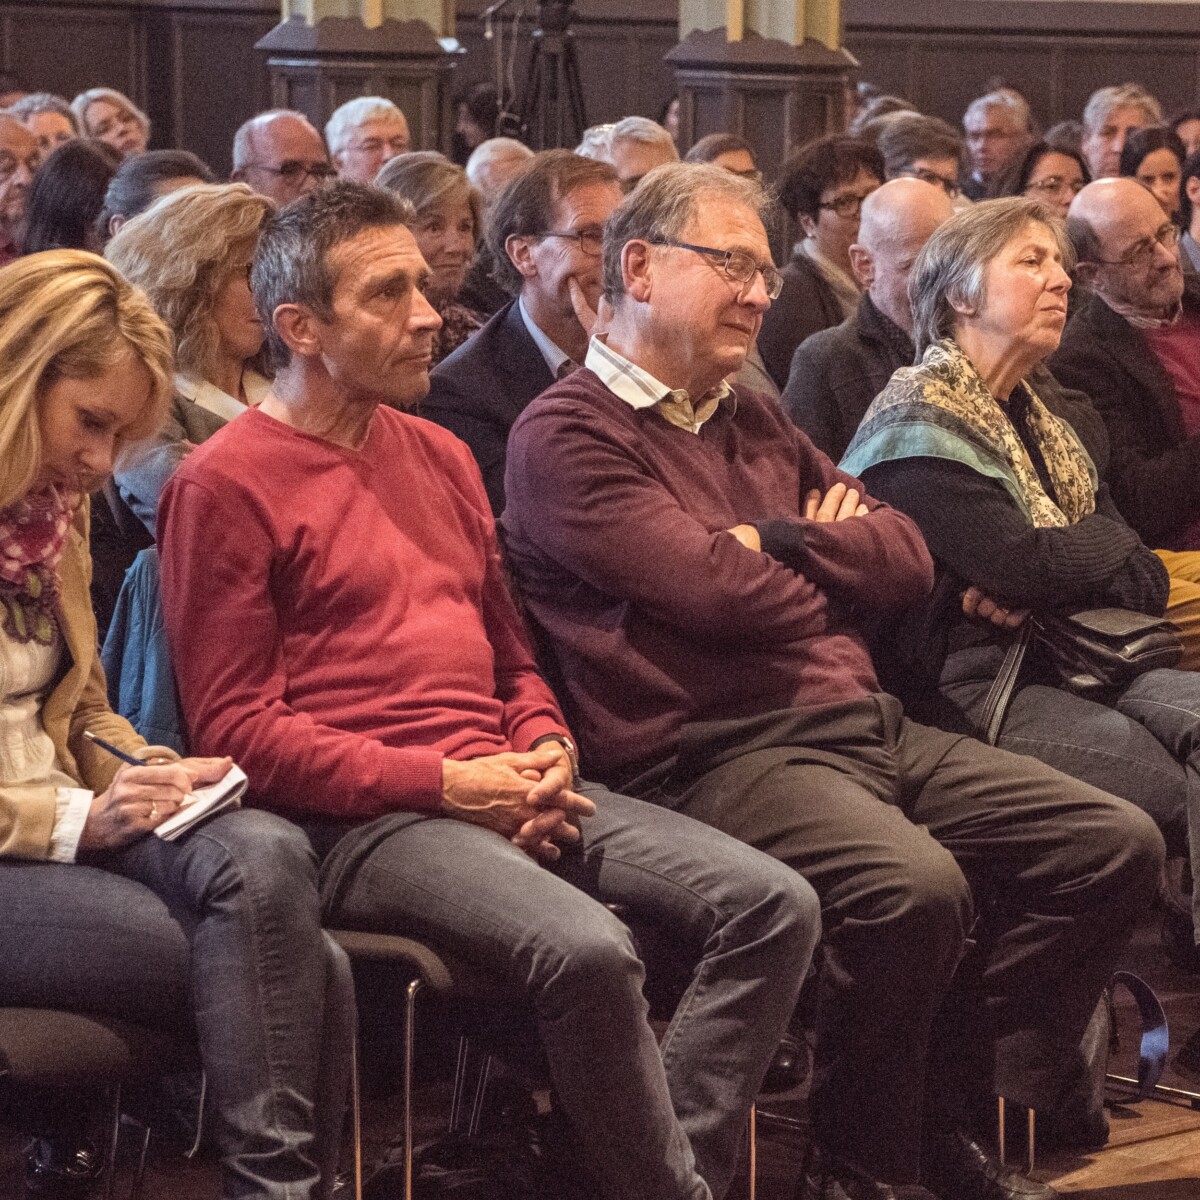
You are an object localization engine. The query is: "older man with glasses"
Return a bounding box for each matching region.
[0,114,38,264]
[1053,176,1200,680]
[231,109,334,206]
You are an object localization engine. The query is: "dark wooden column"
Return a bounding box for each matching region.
[666,28,856,181]
[255,15,463,150]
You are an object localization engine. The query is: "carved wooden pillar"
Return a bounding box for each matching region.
[256,0,463,152]
[666,0,857,180]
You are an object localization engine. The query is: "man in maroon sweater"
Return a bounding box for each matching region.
[157,182,819,1200]
[503,164,1163,1200]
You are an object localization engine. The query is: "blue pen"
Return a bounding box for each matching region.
[83,730,143,767]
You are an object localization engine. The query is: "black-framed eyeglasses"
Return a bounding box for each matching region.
[899,167,960,199]
[246,160,337,183]
[818,190,878,218]
[1089,223,1180,271]
[538,229,604,257]
[647,238,784,300]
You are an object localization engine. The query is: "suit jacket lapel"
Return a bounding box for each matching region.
[495,300,556,424]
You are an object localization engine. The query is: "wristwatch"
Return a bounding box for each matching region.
[534,733,580,781]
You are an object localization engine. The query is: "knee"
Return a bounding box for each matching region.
[878,844,972,943]
[193,809,319,899]
[534,907,645,1006]
[1093,797,1166,902]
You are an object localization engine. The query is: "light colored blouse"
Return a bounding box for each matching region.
[0,625,93,861]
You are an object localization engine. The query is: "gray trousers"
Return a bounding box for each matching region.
[314,783,820,1200]
[636,695,1164,1185]
[0,809,353,1200]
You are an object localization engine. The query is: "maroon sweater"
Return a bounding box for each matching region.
[503,369,934,786]
[159,406,566,820]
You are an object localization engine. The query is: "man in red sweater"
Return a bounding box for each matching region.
[502,163,1164,1200]
[157,181,819,1200]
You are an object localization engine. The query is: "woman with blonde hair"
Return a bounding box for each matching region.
[0,250,351,1198]
[69,87,149,159]
[375,150,486,363]
[106,182,273,533]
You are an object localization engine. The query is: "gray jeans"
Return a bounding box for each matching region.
[0,808,353,1200]
[316,782,820,1200]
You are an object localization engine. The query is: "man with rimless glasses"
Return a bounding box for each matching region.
[425,150,624,514]
[231,109,335,206]
[1054,176,1200,671]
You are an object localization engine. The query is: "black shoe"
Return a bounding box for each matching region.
[798,1144,910,1200]
[922,1131,1058,1200]
[762,1033,810,1094]
[22,1137,103,1199]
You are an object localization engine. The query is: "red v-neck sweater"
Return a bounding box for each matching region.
[503,370,935,786]
[158,406,566,819]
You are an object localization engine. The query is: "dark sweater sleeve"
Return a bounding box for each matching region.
[860,456,1169,614]
[1052,335,1200,545]
[781,336,842,458]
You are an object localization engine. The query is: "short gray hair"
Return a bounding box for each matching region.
[252,180,414,370]
[963,90,1030,133]
[325,96,405,156]
[609,117,677,156]
[70,88,149,139]
[8,93,79,133]
[1082,84,1161,135]
[601,162,767,305]
[909,196,1071,355]
[576,124,614,161]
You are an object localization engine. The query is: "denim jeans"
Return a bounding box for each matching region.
[944,665,1200,941]
[101,808,352,1200]
[316,783,819,1200]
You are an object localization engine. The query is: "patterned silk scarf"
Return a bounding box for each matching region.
[841,339,1096,528]
[0,486,74,645]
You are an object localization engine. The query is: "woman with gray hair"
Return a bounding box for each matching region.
[843,196,1200,976]
[70,87,149,159]
[375,150,485,364]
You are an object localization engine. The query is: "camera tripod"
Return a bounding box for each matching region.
[516,0,588,149]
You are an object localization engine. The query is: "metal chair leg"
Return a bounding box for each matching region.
[449,1035,471,1133]
[130,1121,151,1200]
[403,976,423,1200]
[997,1096,1035,1173]
[747,1103,756,1200]
[184,1071,207,1159]
[351,1037,363,1200]
[997,1095,1006,1167]
[467,1055,494,1137]
[103,1083,122,1200]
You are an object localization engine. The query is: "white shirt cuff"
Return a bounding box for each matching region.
[50,787,94,863]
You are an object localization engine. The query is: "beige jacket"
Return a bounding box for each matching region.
[0,498,144,859]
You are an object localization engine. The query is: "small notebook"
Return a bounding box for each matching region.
[154,765,249,841]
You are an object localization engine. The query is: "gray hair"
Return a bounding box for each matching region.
[608,117,677,157]
[465,137,534,191]
[963,90,1030,133]
[324,96,405,156]
[601,162,767,305]
[909,196,1071,355]
[576,124,614,161]
[1082,84,1162,135]
[70,87,149,139]
[878,113,962,178]
[251,180,414,370]
[8,93,79,133]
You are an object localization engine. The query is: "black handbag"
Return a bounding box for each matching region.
[1031,608,1182,696]
[978,608,1182,745]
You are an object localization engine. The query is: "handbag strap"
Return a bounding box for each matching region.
[979,623,1033,746]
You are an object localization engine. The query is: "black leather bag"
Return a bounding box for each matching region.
[1031,608,1183,697]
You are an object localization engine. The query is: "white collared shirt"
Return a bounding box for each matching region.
[584,335,732,434]
[518,296,575,379]
[175,369,271,424]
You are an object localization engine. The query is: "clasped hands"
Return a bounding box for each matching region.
[442,742,596,862]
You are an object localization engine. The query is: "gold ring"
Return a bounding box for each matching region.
[149,803,159,821]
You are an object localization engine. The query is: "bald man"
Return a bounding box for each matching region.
[230,110,333,206]
[466,137,535,202]
[1054,177,1200,671]
[0,114,39,263]
[781,179,955,459]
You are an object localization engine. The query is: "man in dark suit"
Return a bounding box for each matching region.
[1055,176,1200,667]
[423,151,622,514]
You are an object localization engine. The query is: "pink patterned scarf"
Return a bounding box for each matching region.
[0,487,74,645]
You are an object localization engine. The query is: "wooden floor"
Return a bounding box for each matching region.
[1,916,1197,1199]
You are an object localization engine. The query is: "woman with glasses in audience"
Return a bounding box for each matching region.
[105,183,273,535]
[1008,141,1089,220]
[69,88,149,160]
[843,198,1200,981]
[1121,126,1188,222]
[0,250,351,1197]
[376,151,486,365]
[757,134,884,390]
[23,138,120,255]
